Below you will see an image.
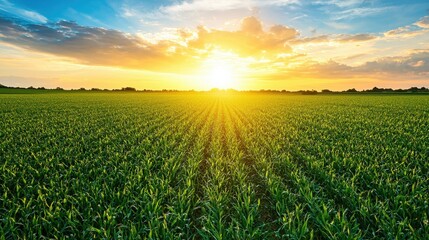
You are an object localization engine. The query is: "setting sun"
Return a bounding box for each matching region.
[207,63,235,89]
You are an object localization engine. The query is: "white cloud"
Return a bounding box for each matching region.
[332,6,394,20]
[384,26,428,38]
[415,16,429,29]
[0,0,47,23]
[409,60,425,67]
[121,7,137,18]
[312,0,364,8]
[325,22,352,30]
[383,17,429,39]
[161,0,298,14]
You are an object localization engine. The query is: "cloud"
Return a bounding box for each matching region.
[357,50,429,75]
[241,16,263,35]
[0,16,200,73]
[269,24,299,40]
[188,16,297,57]
[415,16,429,29]
[0,15,301,73]
[310,50,429,79]
[0,15,300,71]
[311,1,395,21]
[161,0,298,13]
[312,0,364,8]
[384,17,429,38]
[337,33,377,42]
[384,26,428,38]
[332,6,394,20]
[291,33,376,44]
[251,49,429,82]
[0,0,47,23]
[324,22,352,30]
[409,60,425,68]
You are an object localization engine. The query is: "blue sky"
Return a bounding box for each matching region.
[0,0,428,90]
[3,0,429,34]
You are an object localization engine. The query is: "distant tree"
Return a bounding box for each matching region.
[56,87,64,90]
[37,87,45,90]
[409,87,419,93]
[302,90,318,95]
[259,89,280,93]
[406,87,429,93]
[27,86,35,89]
[321,89,332,93]
[366,87,393,93]
[79,87,86,91]
[91,88,101,91]
[371,87,382,92]
[0,84,8,88]
[346,88,357,92]
[122,87,136,91]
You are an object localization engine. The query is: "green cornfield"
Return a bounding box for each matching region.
[1,92,428,239]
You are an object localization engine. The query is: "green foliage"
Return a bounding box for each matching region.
[0,93,428,239]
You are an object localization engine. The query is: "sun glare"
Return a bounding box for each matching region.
[207,63,235,89]
[198,51,244,90]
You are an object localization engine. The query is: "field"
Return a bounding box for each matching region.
[1,92,428,239]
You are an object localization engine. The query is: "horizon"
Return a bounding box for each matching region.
[1,0,429,90]
[2,82,429,93]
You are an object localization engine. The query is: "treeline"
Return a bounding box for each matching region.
[1,83,428,94]
[0,84,187,92]
[88,87,189,92]
[336,87,429,93]
[229,87,429,94]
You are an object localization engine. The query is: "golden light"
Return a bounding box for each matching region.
[207,62,235,89]
[193,50,256,90]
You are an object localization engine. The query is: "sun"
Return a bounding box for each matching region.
[207,63,234,89]
[199,50,242,90]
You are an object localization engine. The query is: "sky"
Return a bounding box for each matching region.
[0,0,428,90]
